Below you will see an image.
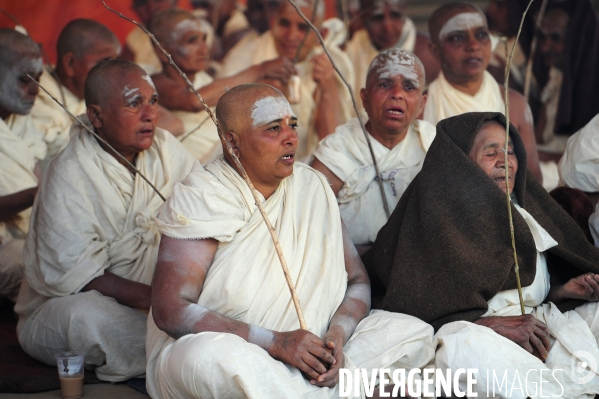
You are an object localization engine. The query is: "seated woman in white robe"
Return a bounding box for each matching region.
[15,60,197,382]
[146,84,435,399]
[311,49,435,251]
[149,9,296,164]
[0,29,45,301]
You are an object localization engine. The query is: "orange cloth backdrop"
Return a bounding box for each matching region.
[0,0,336,65]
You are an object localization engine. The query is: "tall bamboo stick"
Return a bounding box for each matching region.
[504,0,535,316]
[286,0,391,218]
[524,0,549,102]
[102,1,308,330]
[28,75,167,202]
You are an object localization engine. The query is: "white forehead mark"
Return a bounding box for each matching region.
[372,0,404,14]
[439,12,486,40]
[250,96,296,128]
[171,18,205,43]
[248,325,274,350]
[122,86,140,98]
[142,74,156,90]
[368,49,420,87]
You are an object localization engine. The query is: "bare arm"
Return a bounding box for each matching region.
[506,88,543,183]
[315,221,371,387]
[151,235,336,381]
[154,58,296,112]
[0,187,38,222]
[312,53,344,140]
[310,157,344,195]
[547,273,599,303]
[82,271,152,310]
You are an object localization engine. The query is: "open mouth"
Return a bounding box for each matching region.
[281,153,295,162]
[386,107,405,116]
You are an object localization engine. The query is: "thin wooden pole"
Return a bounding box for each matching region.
[524,0,549,102]
[504,0,535,316]
[28,75,167,202]
[286,0,391,218]
[102,1,307,330]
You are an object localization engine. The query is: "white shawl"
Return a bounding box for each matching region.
[313,118,435,245]
[149,158,347,361]
[172,71,222,164]
[0,114,46,241]
[23,117,196,300]
[423,71,504,125]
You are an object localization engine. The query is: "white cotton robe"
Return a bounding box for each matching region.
[171,71,222,164]
[0,114,46,300]
[559,114,599,193]
[14,117,197,381]
[345,18,417,109]
[146,157,435,399]
[313,118,436,245]
[30,68,86,161]
[435,204,599,399]
[218,31,356,160]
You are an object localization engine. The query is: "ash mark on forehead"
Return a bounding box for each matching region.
[439,12,485,40]
[171,18,205,43]
[250,96,295,129]
[368,49,420,86]
[142,74,156,90]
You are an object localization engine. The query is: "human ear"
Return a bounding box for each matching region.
[225,132,240,158]
[62,53,77,78]
[428,41,441,62]
[87,105,103,129]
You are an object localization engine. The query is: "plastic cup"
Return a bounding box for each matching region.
[54,351,84,399]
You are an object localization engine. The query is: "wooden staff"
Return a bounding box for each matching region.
[523,0,549,102]
[28,75,167,202]
[503,0,535,316]
[102,1,308,330]
[293,0,320,64]
[286,0,391,218]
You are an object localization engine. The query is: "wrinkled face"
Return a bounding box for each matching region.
[272,2,319,61]
[0,54,42,116]
[71,41,121,98]
[538,9,569,69]
[165,18,210,73]
[469,122,518,194]
[364,2,406,51]
[133,0,176,26]
[246,0,280,34]
[236,94,298,187]
[361,52,426,136]
[435,11,491,83]
[92,72,159,161]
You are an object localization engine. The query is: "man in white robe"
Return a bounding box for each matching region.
[345,0,439,109]
[150,9,295,163]
[30,19,120,161]
[424,2,543,185]
[219,0,356,160]
[15,60,196,381]
[146,84,435,399]
[0,30,45,301]
[311,49,435,250]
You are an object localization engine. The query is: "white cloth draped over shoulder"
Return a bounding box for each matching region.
[345,18,417,109]
[17,116,196,314]
[436,203,599,398]
[559,114,599,193]
[172,71,222,164]
[313,118,436,245]
[423,71,504,125]
[0,114,46,240]
[0,113,45,300]
[147,157,436,399]
[30,68,86,160]
[218,31,356,160]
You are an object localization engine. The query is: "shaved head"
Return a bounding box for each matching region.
[360,0,405,13]
[278,0,325,23]
[85,59,151,107]
[366,48,425,89]
[57,19,120,62]
[428,2,485,44]
[216,84,288,134]
[0,29,40,68]
[150,9,207,46]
